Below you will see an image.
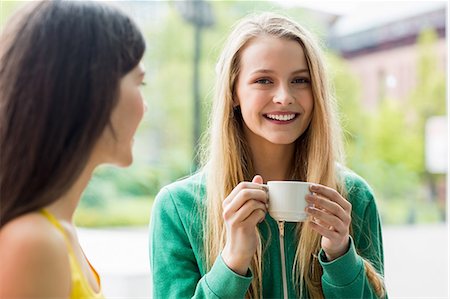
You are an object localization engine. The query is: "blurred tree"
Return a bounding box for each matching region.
[326,53,365,165]
[408,29,446,173]
[408,29,447,221]
[333,28,445,223]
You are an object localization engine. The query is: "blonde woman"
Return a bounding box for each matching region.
[150,13,386,298]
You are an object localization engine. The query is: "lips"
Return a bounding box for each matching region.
[263,112,299,122]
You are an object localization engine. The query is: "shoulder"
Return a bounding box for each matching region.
[0,212,68,258]
[0,213,71,297]
[152,171,206,223]
[150,171,206,243]
[338,166,378,213]
[160,171,206,198]
[154,171,206,210]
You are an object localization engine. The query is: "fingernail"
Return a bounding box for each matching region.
[310,184,318,190]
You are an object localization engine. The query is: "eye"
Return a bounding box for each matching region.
[140,81,147,86]
[255,78,272,85]
[292,77,311,84]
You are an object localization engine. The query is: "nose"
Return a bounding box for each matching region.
[144,101,148,113]
[273,84,294,105]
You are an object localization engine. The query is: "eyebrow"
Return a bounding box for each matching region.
[292,69,310,75]
[250,68,310,75]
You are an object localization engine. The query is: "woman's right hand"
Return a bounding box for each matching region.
[221,175,268,275]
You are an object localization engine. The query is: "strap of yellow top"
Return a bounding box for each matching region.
[40,209,68,236]
[40,209,103,298]
[40,209,76,253]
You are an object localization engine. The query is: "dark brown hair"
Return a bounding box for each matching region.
[0,1,145,226]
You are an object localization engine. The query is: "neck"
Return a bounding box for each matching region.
[45,161,97,223]
[249,141,295,183]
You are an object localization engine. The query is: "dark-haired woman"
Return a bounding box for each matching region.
[0,1,146,298]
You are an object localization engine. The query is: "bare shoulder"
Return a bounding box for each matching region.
[0,212,71,298]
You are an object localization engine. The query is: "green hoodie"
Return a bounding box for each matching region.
[149,169,385,298]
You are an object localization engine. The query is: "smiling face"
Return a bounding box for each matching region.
[235,35,314,149]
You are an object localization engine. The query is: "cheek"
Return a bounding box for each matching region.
[304,98,314,128]
[306,101,314,119]
[127,90,145,123]
[237,90,258,115]
[111,92,144,139]
[135,95,145,124]
[300,90,314,115]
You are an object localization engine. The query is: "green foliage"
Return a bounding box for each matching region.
[368,99,423,174]
[334,28,446,224]
[377,194,442,225]
[143,8,194,175]
[77,165,156,227]
[80,163,161,208]
[75,197,152,227]
[407,29,446,175]
[411,29,446,119]
[326,52,364,143]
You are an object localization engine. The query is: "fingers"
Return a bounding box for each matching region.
[308,219,340,240]
[310,184,352,213]
[222,175,268,224]
[226,199,267,224]
[304,184,352,261]
[220,176,267,274]
[245,208,267,226]
[252,175,263,185]
[223,180,267,207]
[305,193,349,224]
[306,206,347,233]
[223,188,268,217]
[305,184,351,237]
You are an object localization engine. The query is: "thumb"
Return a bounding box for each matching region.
[252,175,263,184]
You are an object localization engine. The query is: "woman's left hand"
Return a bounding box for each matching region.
[305,184,352,261]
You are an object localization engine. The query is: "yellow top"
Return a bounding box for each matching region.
[40,209,104,299]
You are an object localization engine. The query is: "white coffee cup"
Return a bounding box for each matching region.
[263,181,312,222]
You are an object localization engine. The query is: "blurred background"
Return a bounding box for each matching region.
[1,0,448,298]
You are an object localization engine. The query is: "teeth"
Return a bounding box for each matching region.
[266,114,296,121]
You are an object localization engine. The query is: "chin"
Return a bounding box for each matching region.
[112,154,133,168]
[267,135,299,145]
[120,157,133,167]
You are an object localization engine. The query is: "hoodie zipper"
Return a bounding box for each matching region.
[278,220,288,299]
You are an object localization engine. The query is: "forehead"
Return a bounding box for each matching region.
[238,36,308,73]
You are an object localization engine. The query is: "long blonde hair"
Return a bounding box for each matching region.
[201,13,385,298]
